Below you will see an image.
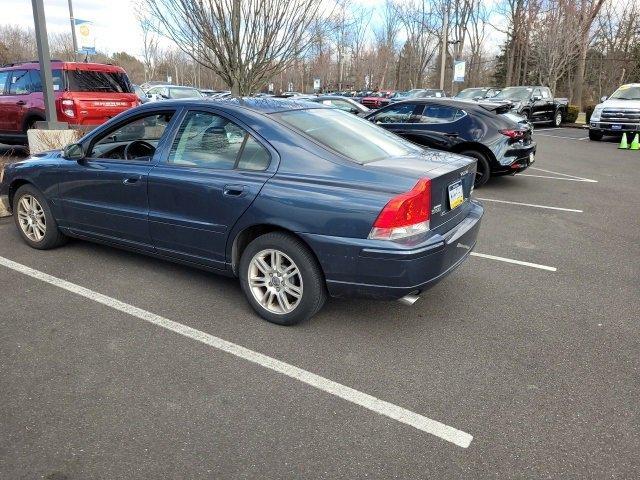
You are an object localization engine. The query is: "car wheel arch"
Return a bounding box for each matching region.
[8,179,33,209]
[230,224,325,279]
[22,112,46,133]
[451,142,498,166]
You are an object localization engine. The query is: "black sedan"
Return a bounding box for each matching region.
[364,99,536,187]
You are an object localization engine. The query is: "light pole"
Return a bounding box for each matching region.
[67,0,78,60]
[438,6,449,90]
[31,0,67,129]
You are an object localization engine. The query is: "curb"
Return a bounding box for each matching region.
[0,204,10,218]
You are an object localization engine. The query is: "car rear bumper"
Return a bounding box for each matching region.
[300,201,483,300]
[495,143,536,174]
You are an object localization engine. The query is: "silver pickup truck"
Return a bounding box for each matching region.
[589,84,640,141]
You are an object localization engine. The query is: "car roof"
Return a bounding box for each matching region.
[136,97,327,114]
[0,61,125,73]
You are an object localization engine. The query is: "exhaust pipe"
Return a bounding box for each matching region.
[398,292,420,306]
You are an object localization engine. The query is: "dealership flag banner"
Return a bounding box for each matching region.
[74,19,96,55]
[453,61,466,83]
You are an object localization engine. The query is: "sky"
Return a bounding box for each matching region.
[1,0,144,55]
[0,0,505,59]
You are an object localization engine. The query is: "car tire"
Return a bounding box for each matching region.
[589,130,603,141]
[13,184,67,250]
[521,110,531,122]
[461,150,491,188]
[239,232,327,325]
[551,110,563,127]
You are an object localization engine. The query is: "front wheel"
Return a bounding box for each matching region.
[239,232,327,325]
[460,150,491,188]
[13,184,67,249]
[589,130,603,141]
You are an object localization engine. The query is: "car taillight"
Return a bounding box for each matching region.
[61,99,75,118]
[368,178,431,241]
[500,129,525,140]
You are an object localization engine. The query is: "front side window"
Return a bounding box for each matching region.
[90,112,174,160]
[373,103,417,124]
[168,111,270,171]
[8,70,30,95]
[419,105,465,124]
[274,108,422,164]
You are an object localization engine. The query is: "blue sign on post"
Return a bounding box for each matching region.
[453,61,466,83]
[74,19,96,55]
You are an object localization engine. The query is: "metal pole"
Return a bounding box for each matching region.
[31,0,67,129]
[439,6,449,90]
[67,0,78,61]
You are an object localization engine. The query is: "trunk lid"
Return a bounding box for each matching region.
[60,92,139,125]
[365,149,476,230]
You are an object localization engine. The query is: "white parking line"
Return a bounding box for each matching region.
[470,252,557,272]
[530,167,594,180]
[476,197,583,213]
[0,255,473,449]
[535,134,588,140]
[517,174,598,183]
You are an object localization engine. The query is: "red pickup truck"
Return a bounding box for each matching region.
[0,61,139,145]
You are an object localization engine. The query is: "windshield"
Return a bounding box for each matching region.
[65,70,132,93]
[274,108,422,163]
[170,87,203,99]
[493,87,532,101]
[455,88,484,99]
[609,85,640,100]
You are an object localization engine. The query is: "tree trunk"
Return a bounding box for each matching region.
[573,38,588,110]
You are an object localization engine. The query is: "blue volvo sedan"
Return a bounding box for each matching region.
[0,98,483,325]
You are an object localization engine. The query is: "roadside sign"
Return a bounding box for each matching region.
[268,83,274,93]
[453,61,466,83]
[287,82,293,92]
[313,78,321,91]
[74,19,96,55]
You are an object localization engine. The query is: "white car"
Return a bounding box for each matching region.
[589,84,640,141]
[145,85,204,102]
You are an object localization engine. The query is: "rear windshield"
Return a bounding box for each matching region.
[493,87,532,101]
[169,87,203,99]
[274,108,421,163]
[65,70,132,93]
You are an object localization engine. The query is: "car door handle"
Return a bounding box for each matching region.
[16,100,26,106]
[223,184,247,197]
[123,176,142,185]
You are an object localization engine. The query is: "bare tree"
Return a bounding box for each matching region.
[140,0,327,94]
[572,0,606,109]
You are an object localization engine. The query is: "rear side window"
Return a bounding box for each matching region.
[419,105,465,124]
[168,111,270,171]
[65,70,132,93]
[0,71,9,95]
[373,103,417,124]
[30,69,64,92]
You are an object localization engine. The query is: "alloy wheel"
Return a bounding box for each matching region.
[16,194,46,242]
[248,249,303,315]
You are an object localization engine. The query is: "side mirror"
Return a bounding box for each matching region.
[63,143,85,161]
[532,95,542,102]
[600,96,608,102]
[147,93,153,98]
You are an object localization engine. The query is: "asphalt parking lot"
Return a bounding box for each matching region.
[1,129,639,479]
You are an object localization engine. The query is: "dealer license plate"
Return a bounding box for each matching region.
[448,180,464,210]
[611,124,622,130]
